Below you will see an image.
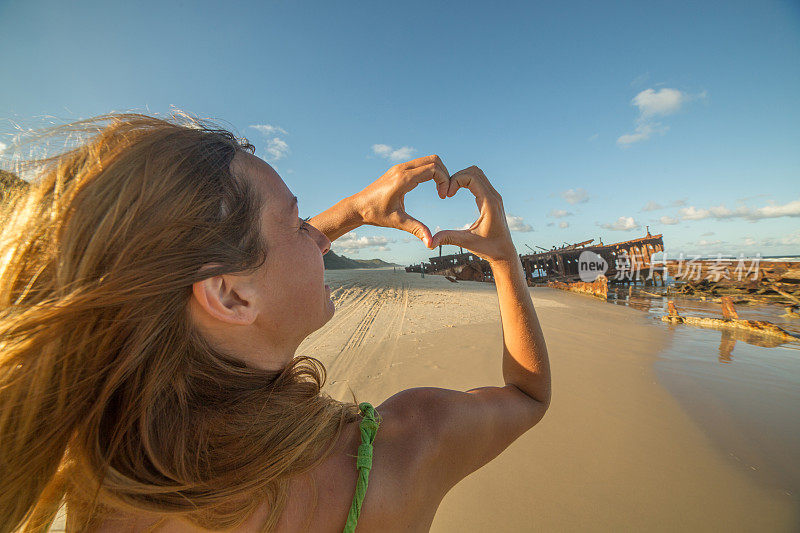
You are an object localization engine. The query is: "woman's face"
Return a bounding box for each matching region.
[230,152,334,356]
[190,151,334,370]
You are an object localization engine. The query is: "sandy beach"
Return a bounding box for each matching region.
[301,267,799,532]
[47,266,798,532]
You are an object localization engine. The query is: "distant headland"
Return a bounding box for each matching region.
[323,250,399,270]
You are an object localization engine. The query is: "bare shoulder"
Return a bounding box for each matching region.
[93,388,547,533]
[376,385,548,502]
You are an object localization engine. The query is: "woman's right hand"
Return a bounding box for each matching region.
[429,166,518,263]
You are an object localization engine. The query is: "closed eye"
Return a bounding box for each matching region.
[299,216,311,232]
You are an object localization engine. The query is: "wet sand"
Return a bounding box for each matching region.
[610,287,800,498]
[301,267,798,531]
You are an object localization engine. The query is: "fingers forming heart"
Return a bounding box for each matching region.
[395,211,433,248]
[429,167,497,250]
[393,155,452,247]
[372,158,498,252]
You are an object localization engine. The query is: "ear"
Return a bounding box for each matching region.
[191,272,258,326]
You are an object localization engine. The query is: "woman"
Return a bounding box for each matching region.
[0,113,549,532]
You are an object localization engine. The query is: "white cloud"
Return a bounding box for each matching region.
[249,124,288,136]
[617,87,693,146]
[641,201,664,212]
[588,133,599,141]
[372,144,415,162]
[600,216,640,231]
[701,231,715,236]
[0,141,7,152]
[560,188,589,205]
[558,221,569,229]
[739,235,800,248]
[506,214,533,232]
[776,232,800,246]
[755,200,800,218]
[548,208,573,218]
[632,88,687,118]
[696,239,722,247]
[678,198,800,222]
[671,198,687,207]
[249,124,290,162]
[679,206,715,220]
[617,122,666,146]
[333,232,395,254]
[459,222,473,230]
[392,147,415,160]
[371,144,392,157]
[659,215,680,225]
[265,137,289,161]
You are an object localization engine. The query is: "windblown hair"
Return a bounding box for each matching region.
[0,113,359,532]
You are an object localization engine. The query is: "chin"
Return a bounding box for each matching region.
[306,298,334,336]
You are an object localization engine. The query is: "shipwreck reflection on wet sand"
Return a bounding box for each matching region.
[659,321,799,498]
[606,287,800,498]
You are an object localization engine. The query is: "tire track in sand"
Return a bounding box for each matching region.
[340,276,410,379]
[379,278,409,373]
[325,272,410,394]
[300,285,382,355]
[339,292,384,353]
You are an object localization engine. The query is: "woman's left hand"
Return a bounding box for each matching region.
[352,155,450,248]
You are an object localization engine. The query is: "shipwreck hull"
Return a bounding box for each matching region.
[519,231,665,285]
[406,230,666,289]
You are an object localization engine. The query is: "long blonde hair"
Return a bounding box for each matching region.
[0,113,359,532]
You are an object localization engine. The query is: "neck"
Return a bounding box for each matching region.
[189,301,299,371]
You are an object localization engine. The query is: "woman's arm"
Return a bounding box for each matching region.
[429,165,550,405]
[377,166,550,503]
[307,196,363,243]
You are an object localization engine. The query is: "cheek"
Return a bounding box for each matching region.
[303,238,326,275]
[288,243,325,294]
[265,241,325,305]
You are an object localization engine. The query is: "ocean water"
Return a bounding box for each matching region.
[611,288,800,499]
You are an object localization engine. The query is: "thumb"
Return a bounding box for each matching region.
[396,212,433,247]
[430,229,474,249]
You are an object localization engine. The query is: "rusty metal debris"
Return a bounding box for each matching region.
[406,229,665,292]
[662,297,797,342]
[665,259,800,304]
[546,275,608,300]
[782,306,800,319]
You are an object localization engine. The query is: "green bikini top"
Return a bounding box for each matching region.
[342,402,381,533]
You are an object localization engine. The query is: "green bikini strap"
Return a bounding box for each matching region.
[342,402,380,533]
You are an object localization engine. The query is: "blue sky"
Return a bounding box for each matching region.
[1,0,799,263]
